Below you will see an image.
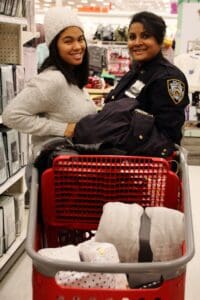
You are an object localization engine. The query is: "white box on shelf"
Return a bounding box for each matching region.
[1,126,21,176]
[0,208,3,256]
[5,192,25,236]
[18,132,29,166]
[14,193,24,235]
[0,195,16,252]
[0,132,8,185]
[8,192,24,236]
[0,64,15,110]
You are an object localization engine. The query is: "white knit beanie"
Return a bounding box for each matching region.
[44,7,84,47]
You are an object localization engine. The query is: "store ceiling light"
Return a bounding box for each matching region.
[34,0,177,16]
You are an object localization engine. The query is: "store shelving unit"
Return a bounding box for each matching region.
[0,11,35,280]
[0,172,28,281]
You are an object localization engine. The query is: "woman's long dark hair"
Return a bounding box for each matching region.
[39,31,89,89]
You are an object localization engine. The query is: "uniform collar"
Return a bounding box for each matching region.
[132,51,164,72]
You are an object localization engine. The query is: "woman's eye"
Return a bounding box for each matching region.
[128,34,136,40]
[64,39,72,44]
[142,33,150,39]
[79,36,85,42]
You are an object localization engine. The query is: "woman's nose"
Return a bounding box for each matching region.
[72,40,82,49]
[134,36,142,44]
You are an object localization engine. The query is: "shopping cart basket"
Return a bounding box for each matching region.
[26,147,194,300]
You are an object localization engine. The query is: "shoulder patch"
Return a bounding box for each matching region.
[167,79,185,104]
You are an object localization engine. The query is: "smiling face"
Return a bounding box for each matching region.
[128,22,162,63]
[57,26,86,66]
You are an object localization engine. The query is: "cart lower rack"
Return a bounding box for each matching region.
[26,147,194,300]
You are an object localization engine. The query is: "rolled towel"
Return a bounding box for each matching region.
[145,206,184,261]
[38,245,80,261]
[95,202,144,262]
[79,240,128,289]
[38,245,82,287]
[38,240,128,289]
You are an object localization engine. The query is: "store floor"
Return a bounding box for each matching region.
[0,165,200,300]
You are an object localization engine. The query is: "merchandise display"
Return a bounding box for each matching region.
[0,6,36,281]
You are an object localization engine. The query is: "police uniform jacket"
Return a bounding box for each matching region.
[105,52,189,145]
[73,52,189,158]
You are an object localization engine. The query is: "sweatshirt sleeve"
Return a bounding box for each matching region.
[2,75,67,137]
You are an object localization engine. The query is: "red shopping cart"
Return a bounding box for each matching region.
[26,147,194,300]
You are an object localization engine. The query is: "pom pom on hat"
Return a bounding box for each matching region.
[44,7,84,47]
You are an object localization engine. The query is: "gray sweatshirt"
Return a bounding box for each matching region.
[2,68,97,158]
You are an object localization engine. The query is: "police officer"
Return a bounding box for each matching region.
[105,11,189,147]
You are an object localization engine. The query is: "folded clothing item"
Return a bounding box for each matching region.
[38,244,80,261]
[95,202,184,263]
[95,202,184,288]
[38,241,128,289]
[38,245,81,287]
[95,202,144,262]
[145,206,184,261]
[79,240,128,289]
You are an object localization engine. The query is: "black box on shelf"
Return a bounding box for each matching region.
[0,131,8,185]
[0,195,16,252]
[0,126,21,177]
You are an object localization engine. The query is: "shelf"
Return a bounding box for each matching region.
[0,15,27,26]
[86,87,112,95]
[184,128,200,137]
[22,30,40,45]
[0,208,29,281]
[108,59,130,63]
[0,168,25,195]
[189,86,200,94]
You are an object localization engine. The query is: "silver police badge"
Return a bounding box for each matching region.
[167,79,185,104]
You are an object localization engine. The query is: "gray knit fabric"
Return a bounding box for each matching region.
[2,68,97,158]
[44,7,84,47]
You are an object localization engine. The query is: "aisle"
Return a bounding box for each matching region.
[0,166,199,300]
[185,166,200,300]
[0,253,32,300]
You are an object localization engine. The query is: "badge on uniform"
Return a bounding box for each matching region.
[167,79,185,104]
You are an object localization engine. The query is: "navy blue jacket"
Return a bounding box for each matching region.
[105,52,189,145]
[73,53,189,158]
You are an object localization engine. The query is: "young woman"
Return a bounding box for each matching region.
[2,7,97,159]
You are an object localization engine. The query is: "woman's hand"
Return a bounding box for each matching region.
[64,123,76,137]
